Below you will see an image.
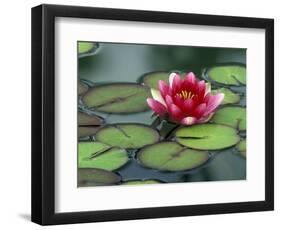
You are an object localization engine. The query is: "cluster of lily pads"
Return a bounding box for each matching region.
[77,42,246,187]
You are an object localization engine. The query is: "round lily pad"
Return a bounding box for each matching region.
[175,124,240,150]
[83,83,151,113]
[78,81,88,95]
[78,127,100,138]
[123,179,163,185]
[95,124,160,149]
[212,88,240,105]
[211,106,246,131]
[78,112,103,126]
[236,139,246,157]
[207,65,246,86]
[78,168,121,187]
[78,142,129,171]
[141,71,170,88]
[78,41,98,54]
[137,142,209,171]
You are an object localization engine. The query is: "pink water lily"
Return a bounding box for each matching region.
[147,72,224,125]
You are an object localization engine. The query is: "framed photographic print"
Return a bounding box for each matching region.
[31,4,274,225]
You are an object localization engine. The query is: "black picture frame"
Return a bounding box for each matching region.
[31,4,274,225]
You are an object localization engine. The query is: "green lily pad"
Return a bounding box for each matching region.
[83,83,150,113]
[212,88,240,105]
[123,179,163,185]
[207,65,246,86]
[78,127,100,138]
[78,81,88,95]
[137,142,209,171]
[141,71,170,88]
[175,124,240,150]
[78,168,121,187]
[236,139,246,157]
[211,106,246,131]
[95,124,160,149]
[78,41,98,54]
[78,112,103,126]
[78,142,129,171]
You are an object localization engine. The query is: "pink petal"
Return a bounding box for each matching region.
[181,116,197,125]
[169,73,177,88]
[172,74,182,92]
[173,94,185,108]
[197,80,206,98]
[165,94,174,106]
[158,80,170,97]
[182,99,195,113]
[204,93,224,115]
[168,104,185,122]
[185,72,196,85]
[198,112,214,123]
[147,98,167,115]
[150,88,167,108]
[193,103,207,118]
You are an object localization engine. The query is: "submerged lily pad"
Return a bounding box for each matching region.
[78,168,121,187]
[83,83,150,113]
[78,127,100,138]
[207,65,246,86]
[123,179,163,185]
[137,142,209,171]
[211,106,246,131]
[95,124,160,149]
[236,139,246,157]
[78,41,98,55]
[78,112,103,126]
[78,81,88,95]
[141,71,170,88]
[212,88,240,105]
[175,124,240,150]
[78,142,129,171]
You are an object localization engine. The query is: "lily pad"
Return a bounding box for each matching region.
[78,112,103,126]
[236,139,246,157]
[78,41,98,54]
[207,65,246,86]
[212,88,240,105]
[123,179,163,185]
[78,81,88,95]
[175,124,240,150]
[78,168,121,187]
[137,142,209,171]
[78,127,100,138]
[83,83,151,113]
[141,71,170,88]
[211,106,246,131]
[95,124,160,149]
[78,142,129,171]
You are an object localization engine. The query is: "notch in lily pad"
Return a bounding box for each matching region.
[211,106,246,131]
[95,124,160,149]
[212,88,240,105]
[207,65,246,86]
[78,168,121,187]
[137,142,209,172]
[175,124,240,150]
[78,142,129,171]
[83,83,151,113]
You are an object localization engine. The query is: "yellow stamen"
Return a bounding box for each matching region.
[176,90,194,100]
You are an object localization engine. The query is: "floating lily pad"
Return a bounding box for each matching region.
[95,124,160,149]
[78,41,98,54]
[207,65,246,86]
[78,127,100,138]
[137,142,209,171]
[78,112,103,126]
[211,106,246,131]
[141,71,170,88]
[83,83,151,113]
[78,81,88,95]
[236,139,246,157]
[212,88,240,105]
[78,168,121,187]
[123,179,163,185]
[78,142,129,171]
[175,124,240,150]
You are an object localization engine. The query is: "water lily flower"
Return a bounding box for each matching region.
[147,72,224,125]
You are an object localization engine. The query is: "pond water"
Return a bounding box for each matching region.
[78,42,246,186]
